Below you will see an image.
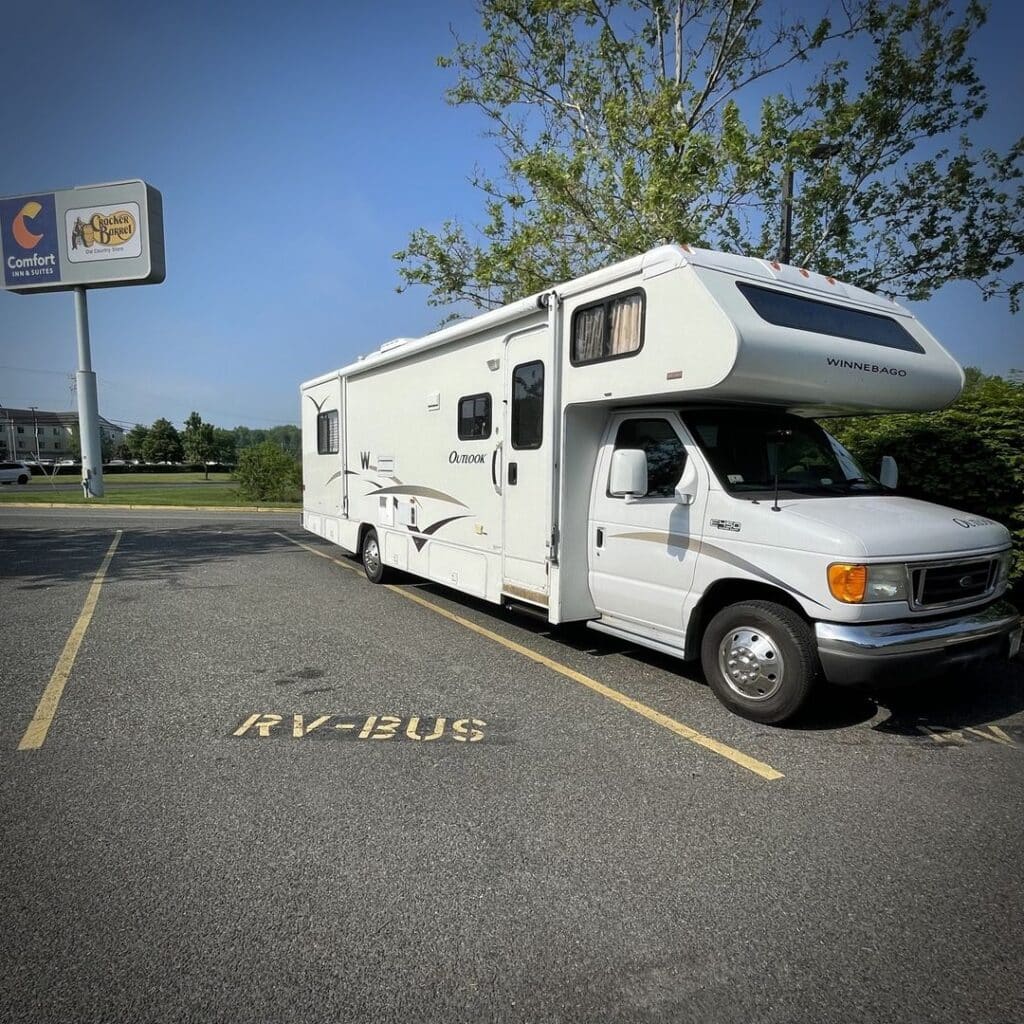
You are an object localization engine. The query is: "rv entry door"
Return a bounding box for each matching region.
[502,329,551,604]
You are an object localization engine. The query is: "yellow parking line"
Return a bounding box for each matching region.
[276,532,784,782]
[17,530,123,751]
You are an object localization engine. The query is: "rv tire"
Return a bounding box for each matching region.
[361,528,394,584]
[701,600,818,724]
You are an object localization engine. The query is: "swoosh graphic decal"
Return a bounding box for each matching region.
[700,540,827,608]
[324,471,341,485]
[368,484,468,508]
[409,514,472,551]
[609,531,826,609]
[614,530,690,547]
[305,393,329,412]
[345,469,406,485]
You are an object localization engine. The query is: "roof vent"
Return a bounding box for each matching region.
[379,336,416,353]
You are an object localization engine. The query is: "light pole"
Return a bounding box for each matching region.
[780,142,843,265]
[0,403,13,460]
[29,406,41,462]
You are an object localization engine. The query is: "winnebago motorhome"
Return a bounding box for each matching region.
[301,245,1021,723]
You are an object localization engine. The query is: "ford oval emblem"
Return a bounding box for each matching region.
[959,575,975,588]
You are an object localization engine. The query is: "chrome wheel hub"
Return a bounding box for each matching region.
[364,538,381,575]
[718,627,784,701]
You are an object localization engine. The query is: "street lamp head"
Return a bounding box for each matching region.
[809,142,843,160]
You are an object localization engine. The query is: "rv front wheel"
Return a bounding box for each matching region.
[361,528,394,584]
[701,600,818,724]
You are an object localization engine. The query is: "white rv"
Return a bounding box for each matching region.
[301,246,1021,723]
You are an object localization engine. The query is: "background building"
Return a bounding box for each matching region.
[0,407,125,462]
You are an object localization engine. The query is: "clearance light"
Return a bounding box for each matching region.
[828,563,910,603]
[828,564,866,603]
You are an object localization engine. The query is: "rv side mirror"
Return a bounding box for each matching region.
[879,455,898,490]
[609,449,648,500]
[674,459,699,506]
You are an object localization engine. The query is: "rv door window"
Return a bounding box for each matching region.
[571,290,645,365]
[736,282,925,353]
[317,410,339,454]
[511,361,544,450]
[610,418,687,498]
[457,393,492,440]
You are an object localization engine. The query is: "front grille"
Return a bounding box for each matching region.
[911,558,997,609]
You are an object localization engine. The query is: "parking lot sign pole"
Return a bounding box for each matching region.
[74,287,104,497]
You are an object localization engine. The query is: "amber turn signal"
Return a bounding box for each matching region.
[828,563,867,603]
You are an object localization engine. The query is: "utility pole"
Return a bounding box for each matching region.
[779,165,794,265]
[29,406,41,462]
[779,142,844,266]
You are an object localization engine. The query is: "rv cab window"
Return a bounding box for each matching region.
[457,393,492,440]
[610,418,687,498]
[571,290,645,364]
[316,410,339,454]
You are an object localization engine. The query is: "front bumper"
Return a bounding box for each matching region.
[815,600,1022,687]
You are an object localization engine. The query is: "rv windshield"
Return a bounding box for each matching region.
[684,409,882,498]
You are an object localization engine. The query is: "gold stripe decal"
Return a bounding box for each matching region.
[614,530,691,547]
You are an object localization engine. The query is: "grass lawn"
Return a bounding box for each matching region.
[0,483,299,508]
[26,471,236,485]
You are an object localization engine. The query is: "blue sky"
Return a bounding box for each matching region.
[0,0,1020,430]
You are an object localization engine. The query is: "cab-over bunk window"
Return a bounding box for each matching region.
[737,282,925,353]
[571,289,645,365]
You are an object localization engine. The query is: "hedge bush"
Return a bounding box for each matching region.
[233,442,302,503]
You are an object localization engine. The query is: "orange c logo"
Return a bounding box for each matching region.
[12,201,44,250]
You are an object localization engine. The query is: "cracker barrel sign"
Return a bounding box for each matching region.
[0,180,164,292]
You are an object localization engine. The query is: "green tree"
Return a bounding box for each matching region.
[142,417,184,464]
[125,424,150,461]
[232,425,265,452]
[829,369,1024,595]
[211,427,237,465]
[397,0,1023,313]
[267,424,301,458]
[234,441,302,503]
[183,411,216,478]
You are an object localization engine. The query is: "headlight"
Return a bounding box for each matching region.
[994,550,1012,588]
[828,562,909,603]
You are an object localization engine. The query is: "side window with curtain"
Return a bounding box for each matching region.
[610,418,687,498]
[511,361,544,449]
[571,290,645,365]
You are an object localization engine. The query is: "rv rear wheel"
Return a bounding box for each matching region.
[361,528,394,584]
[700,600,818,724]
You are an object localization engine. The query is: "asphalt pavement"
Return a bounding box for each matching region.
[1,507,1022,1024]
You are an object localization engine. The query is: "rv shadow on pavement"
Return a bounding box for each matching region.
[397,574,1024,736]
[4,526,298,591]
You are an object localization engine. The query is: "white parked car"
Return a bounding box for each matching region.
[0,461,33,484]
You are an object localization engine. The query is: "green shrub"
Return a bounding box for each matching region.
[233,442,302,503]
[828,370,1024,599]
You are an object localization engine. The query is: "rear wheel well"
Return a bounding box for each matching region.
[356,523,375,558]
[686,580,809,658]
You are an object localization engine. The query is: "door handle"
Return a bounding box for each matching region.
[507,462,518,486]
[596,527,604,548]
[491,443,503,495]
